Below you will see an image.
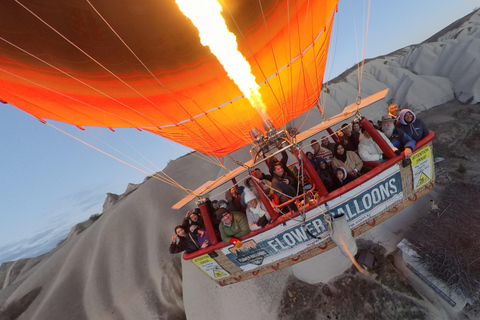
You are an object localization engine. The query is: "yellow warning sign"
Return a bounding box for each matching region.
[192,254,230,280]
[417,172,429,187]
[214,270,228,278]
[411,146,433,190]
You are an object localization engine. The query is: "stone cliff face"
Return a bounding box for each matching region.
[0,181,142,293]
[318,10,480,121]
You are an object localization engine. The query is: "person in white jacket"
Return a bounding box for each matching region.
[244,189,271,231]
[358,127,398,163]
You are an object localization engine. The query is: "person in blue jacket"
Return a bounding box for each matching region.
[396,109,429,142]
[381,115,416,159]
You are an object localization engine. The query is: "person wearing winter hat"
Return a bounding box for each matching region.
[396,109,429,142]
[216,208,250,246]
[211,200,218,210]
[244,190,271,231]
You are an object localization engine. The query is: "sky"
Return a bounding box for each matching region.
[0,0,478,264]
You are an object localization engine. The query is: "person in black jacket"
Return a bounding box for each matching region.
[169,225,208,254]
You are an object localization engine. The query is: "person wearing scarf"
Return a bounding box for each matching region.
[244,190,271,231]
[331,142,363,179]
[396,109,429,142]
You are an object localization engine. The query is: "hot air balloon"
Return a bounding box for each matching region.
[0,0,435,285]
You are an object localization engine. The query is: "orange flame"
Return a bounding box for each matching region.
[175,0,269,121]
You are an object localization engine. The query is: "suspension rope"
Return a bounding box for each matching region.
[86,0,262,155]
[14,0,234,157]
[257,0,288,118]
[45,123,192,193]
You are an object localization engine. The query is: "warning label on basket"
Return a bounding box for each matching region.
[411,146,433,190]
[192,254,230,279]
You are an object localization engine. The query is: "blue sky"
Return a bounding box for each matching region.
[0,0,478,264]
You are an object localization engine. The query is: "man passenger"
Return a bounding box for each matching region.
[270,161,298,208]
[216,208,250,247]
[358,127,399,163]
[381,115,415,159]
[311,139,333,164]
[396,109,429,142]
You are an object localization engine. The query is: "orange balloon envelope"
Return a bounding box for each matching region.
[0,0,338,156]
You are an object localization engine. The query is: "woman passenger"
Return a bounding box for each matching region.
[317,158,336,192]
[244,190,271,231]
[352,121,362,134]
[331,142,363,179]
[169,225,208,254]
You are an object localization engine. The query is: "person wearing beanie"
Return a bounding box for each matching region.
[244,190,271,231]
[211,200,218,210]
[216,208,250,246]
[396,109,429,142]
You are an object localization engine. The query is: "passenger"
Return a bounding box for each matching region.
[244,190,271,231]
[396,109,429,142]
[358,127,399,163]
[317,158,336,192]
[184,210,212,245]
[217,199,228,209]
[331,142,363,179]
[311,139,333,164]
[270,161,299,206]
[245,176,273,200]
[336,128,356,152]
[266,149,298,181]
[237,186,247,212]
[184,210,204,231]
[388,104,400,120]
[169,225,208,254]
[334,167,355,189]
[381,115,416,158]
[341,123,360,151]
[321,136,336,153]
[225,189,243,212]
[352,121,362,134]
[216,208,250,246]
[255,168,272,182]
[211,200,218,210]
[306,151,317,170]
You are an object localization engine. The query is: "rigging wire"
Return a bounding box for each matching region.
[86,0,270,155]
[14,0,237,157]
[45,122,192,193]
[257,0,289,121]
